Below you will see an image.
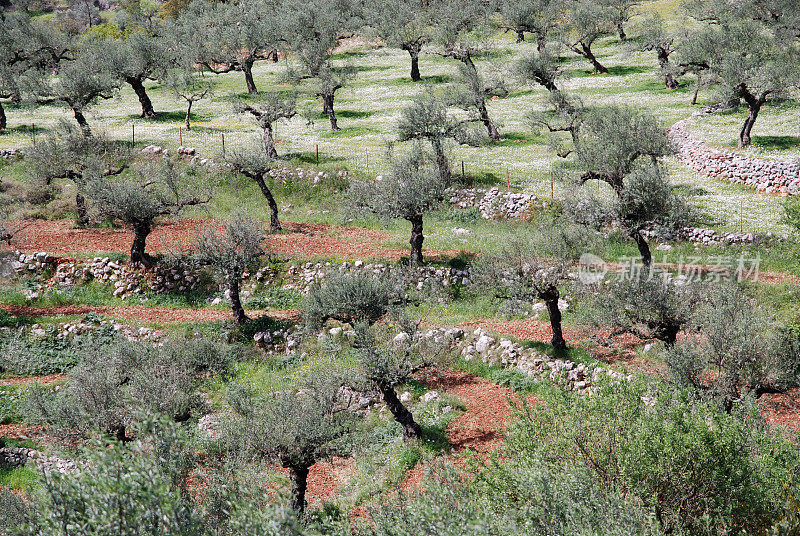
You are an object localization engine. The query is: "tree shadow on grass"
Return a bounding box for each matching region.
[0,123,46,136]
[604,65,650,77]
[751,135,800,151]
[284,151,346,165]
[313,109,374,120]
[126,110,216,124]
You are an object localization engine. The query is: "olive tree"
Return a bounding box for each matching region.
[89,158,211,265]
[368,0,433,82]
[633,14,679,89]
[224,149,283,232]
[431,0,502,141]
[224,371,356,515]
[570,105,679,266]
[234,91,297,160]
[25,340,210,442]
[162,67,214,130]
[499,0,564,49]
[599,0,639,41]
[562,0,615,74]
[180,0,280,94]
[444,61,505,142]
[516,45,565,94]
[280,0,358,131]
[397,94,468,182]
[192,213,267,324]
[107,27,171,118]
[0,12,61,131]
[582,272,700,347]
[665,283,800,413]
[348,149,447,265]
[682,5,800,147]
[473,221,597,350]
[28,122,130,228]
[44,35,119,135]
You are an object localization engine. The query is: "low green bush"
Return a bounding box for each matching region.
[505,377,800,535]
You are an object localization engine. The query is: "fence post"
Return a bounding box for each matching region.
[179,126,183,146]
[221,133,225,157]
[316,144,319,166]
[31,124,35,147]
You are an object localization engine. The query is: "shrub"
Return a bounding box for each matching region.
[2,418,302,536]
[23,337,227,440]
[304,271,400,331]
[664,283,800,413]
[0,325,120,375]
[356,460,659,536]
[505,377,800,535]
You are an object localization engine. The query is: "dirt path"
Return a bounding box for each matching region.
[10,219,459,261]
[0,304,300,323]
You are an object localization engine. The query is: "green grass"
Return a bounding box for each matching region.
[0,466,38,490]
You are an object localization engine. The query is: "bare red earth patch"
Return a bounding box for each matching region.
[10,219,460,261]
[419,369,526,454]
[759,388,800,433]
[0,304,300,324]
[0,374,66,387]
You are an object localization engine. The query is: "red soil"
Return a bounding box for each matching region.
[10,219,459,261]
[0,424,46,439]
[419,368,526,454]
[0,374,65,387]
[0,304,300,324]
[399,369,535,493]
[759,388,800,433]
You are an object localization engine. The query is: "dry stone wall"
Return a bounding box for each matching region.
[669,119,800,195]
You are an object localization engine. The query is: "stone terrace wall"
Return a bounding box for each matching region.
[669,120,800,195]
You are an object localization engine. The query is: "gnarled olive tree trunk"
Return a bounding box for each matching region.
[75,192,89,228]
[430,138,452,183]
[185,100,193,130]
[289,465,309,515]
[656,49,678,90]
[739,101,761,148]
[243,56,258,94]
[126,76,156,118]
[542,287,566,350]
[321,93,340,131]
[403,42,423,82]
[229,275,248,324]
[630,229,652,268]
[378,380,422,439]
[73,107,92,137]
[130,221,153,266]
[408,214,424,266]
[477,99,501,142]
[261,123,278,160]
[0,102,6,131]
[252,172,281,233]
[577,42,608,74]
